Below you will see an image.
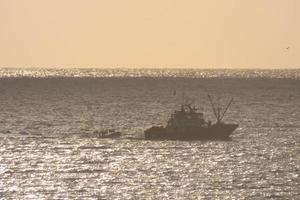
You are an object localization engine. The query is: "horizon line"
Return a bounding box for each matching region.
[0,66,300,70]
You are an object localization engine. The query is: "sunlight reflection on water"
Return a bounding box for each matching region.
[0,68,300,79]
[0,71,299,199]
[0,132,299,199]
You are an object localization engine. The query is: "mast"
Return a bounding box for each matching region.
[219,98,233,122]
[207,93,233,123]
[207,93,219,122]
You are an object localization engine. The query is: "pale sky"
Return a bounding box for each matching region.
[0,0,299,68]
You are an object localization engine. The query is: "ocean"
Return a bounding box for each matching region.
[0,68,299,199]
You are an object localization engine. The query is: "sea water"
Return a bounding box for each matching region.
[0,68,299,199]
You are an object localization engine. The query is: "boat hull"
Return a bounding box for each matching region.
[144,123,238,140]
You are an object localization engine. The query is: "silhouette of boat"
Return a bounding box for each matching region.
[144,94,238,140]
[97,129,121,138]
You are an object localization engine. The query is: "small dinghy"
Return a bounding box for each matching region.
[97,129,121,138]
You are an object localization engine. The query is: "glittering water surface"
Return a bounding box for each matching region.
[0,68,300,79]
[0,69,299,199]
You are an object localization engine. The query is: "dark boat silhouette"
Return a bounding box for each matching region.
[144,94,238,140]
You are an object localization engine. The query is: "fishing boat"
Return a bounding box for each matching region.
[144,94,238,140]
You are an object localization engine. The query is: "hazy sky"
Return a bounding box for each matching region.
[0,0,299,68]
